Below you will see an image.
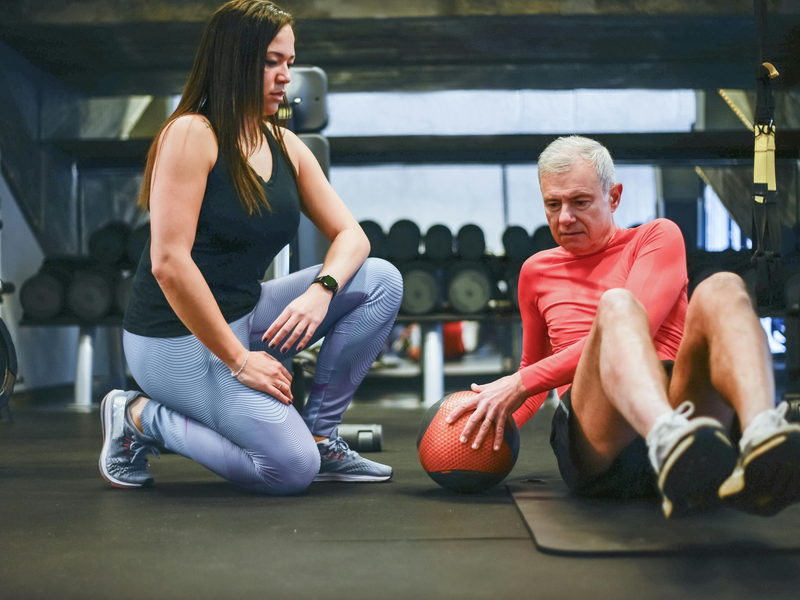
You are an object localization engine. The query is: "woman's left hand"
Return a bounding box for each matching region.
[263,284,333,353]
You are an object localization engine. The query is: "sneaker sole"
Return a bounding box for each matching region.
[313,472,392,482]
[659,425,736,518]
[98,391,150,489]
[719,429,800,516]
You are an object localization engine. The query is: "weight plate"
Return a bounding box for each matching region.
[448,267,492,314]
[67,274,113,320]
[401,268,439,315]
[21,273,65,319]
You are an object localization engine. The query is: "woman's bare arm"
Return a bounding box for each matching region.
[149,115,293,403]
[263,128,371,352]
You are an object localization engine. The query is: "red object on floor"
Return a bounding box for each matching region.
[443,321,465,361]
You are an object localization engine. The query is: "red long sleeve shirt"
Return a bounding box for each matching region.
[512,218,688,427]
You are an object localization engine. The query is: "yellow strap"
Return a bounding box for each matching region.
[767,128,777,191]
[754,125,776,189]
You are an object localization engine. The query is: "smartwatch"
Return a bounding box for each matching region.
[313,274,339,296]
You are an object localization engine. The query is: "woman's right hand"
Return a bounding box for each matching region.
[233,351,293,405]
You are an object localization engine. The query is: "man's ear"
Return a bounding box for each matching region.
[608,182,623,213]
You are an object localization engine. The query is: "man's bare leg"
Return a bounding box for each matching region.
[668,272,774,430]
[670,273,800,516]
[570,288,672,476]
[570,288,736,517]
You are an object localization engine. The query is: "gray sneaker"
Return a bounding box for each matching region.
[314,428,392,482]
[646,401,737,518]
[99,390,160,488]
[719,402,800,516]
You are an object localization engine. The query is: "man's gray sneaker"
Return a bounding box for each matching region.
[99,390,160,488]
[314,428,392,482]
[646,401,737,518]
[719,401,800,516]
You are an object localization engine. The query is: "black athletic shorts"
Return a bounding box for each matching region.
[549,361,675,500]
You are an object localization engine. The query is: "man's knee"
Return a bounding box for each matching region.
[596,288,646,328]
[691,272,751,312]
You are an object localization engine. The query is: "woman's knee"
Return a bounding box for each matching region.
[256,441,320,495]
[362,257,403,309]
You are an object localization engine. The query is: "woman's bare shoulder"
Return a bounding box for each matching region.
[158,114,218,166]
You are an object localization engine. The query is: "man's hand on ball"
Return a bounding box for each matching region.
[447,373,528,451]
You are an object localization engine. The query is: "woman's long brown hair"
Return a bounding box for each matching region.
[138,0,295,215]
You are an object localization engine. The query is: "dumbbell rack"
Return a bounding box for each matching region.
[20,315,126,412]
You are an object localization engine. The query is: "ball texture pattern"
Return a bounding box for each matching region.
[417,390,520,493]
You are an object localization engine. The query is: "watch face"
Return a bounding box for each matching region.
[320,275,337,289]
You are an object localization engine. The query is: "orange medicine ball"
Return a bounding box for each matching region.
[417,391,520,493]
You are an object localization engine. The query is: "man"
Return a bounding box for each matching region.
[447,135,800,518]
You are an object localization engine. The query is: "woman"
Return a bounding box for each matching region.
[99,0,402,495]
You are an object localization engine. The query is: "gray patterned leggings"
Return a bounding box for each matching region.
[123,258,403,495]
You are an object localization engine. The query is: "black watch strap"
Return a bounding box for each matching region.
[313,274,338,295]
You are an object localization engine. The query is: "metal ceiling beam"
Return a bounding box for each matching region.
[50,131,800,168]
[1,6,799,94]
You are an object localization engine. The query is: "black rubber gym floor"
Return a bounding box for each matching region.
[1,398,799,599]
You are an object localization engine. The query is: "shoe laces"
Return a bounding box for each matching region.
[124,436,161,466]
[646,401,695,473]
[321,436,356,461]
[740,402,790,451]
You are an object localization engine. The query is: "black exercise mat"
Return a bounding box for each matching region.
[508,479,800,556]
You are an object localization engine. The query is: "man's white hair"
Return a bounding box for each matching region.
[537,135,616,196]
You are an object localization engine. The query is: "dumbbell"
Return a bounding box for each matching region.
[400,260,442,316]
[532,225,558,253]
[20,256,94,320]
[446,260,494,315]
[388,220,421,261]
[503,226,533,262]
[456,224,486,259]
[89,222,132,266]
[397,225,458,316]
[338,424,383,452]
[360,220,387,259]
[425,224,454,261]
[21,272,66,320]
[67,265,117,321]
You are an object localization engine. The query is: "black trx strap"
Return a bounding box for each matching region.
[752,0,782,309]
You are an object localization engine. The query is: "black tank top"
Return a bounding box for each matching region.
[123,128,301,337]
